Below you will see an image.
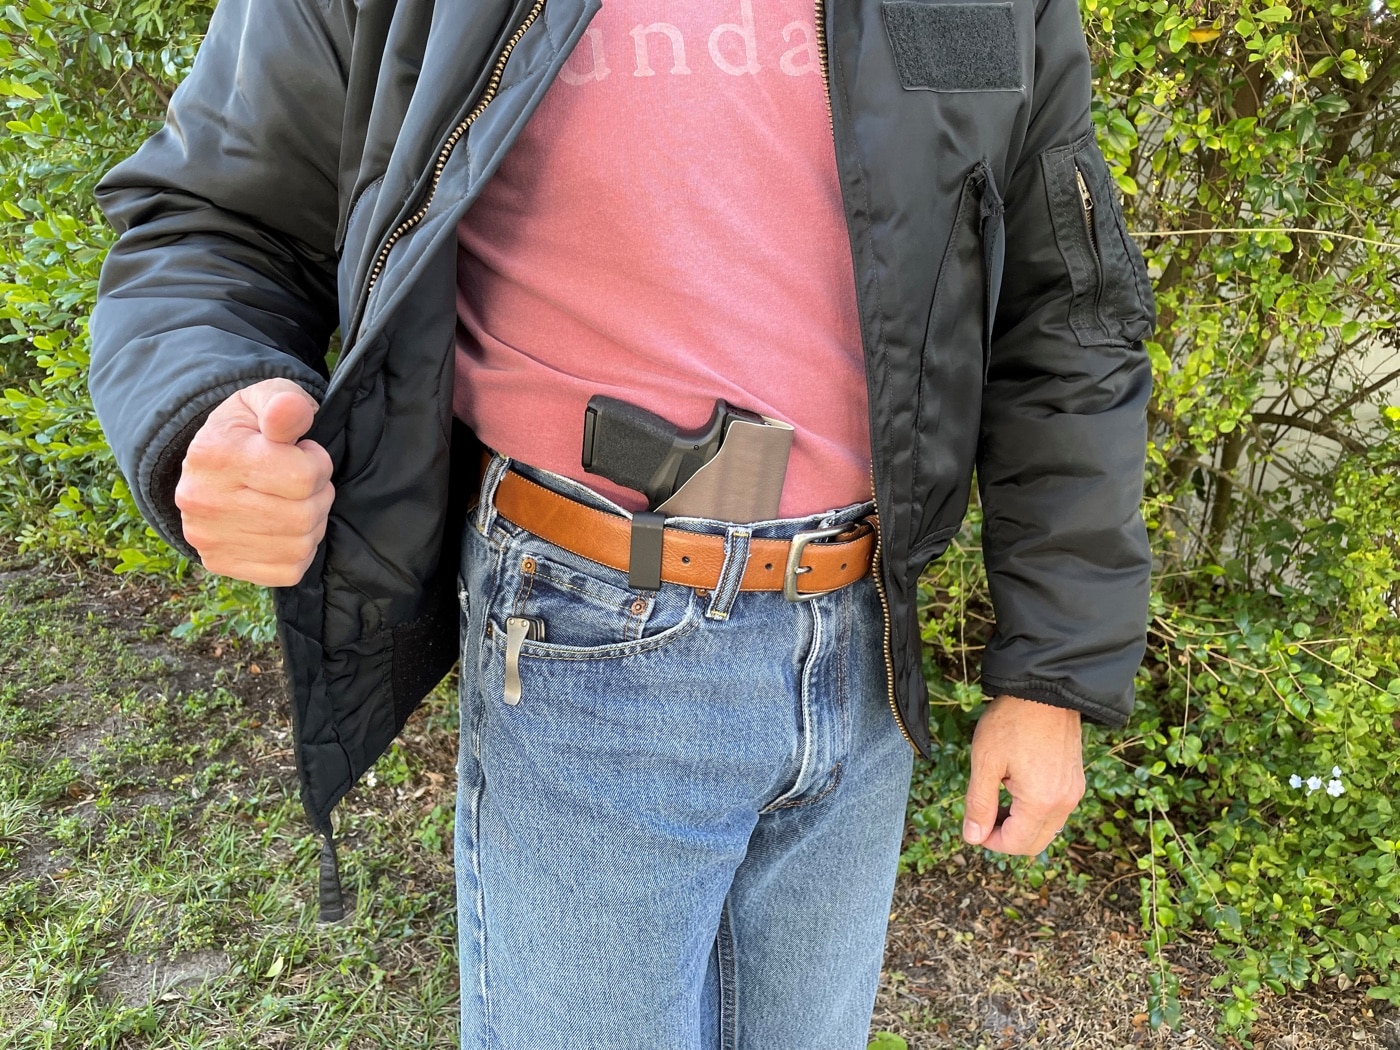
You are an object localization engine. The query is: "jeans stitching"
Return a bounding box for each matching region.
[706,529,751,621]
[485,606,701,662]
[837,583,853,762]
[458,629,493,1047]
[764,762,845,812]
[716,899,738,1050]
[512,568,535,616]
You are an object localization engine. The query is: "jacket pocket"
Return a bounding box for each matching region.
[1042,133,1155,347]
[912,161,1003,554]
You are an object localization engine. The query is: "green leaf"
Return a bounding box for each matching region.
[1,78,42,99]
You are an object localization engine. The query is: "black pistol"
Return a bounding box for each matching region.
[581,396,762,509]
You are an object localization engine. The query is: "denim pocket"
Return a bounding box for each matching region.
[482,535,701,659]
[1042,133,1156,347]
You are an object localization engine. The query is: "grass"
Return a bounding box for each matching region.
[0,562,462,1049]
[4,558,1392,1050]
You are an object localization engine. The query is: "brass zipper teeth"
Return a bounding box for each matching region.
[816,0,913,752]
[870,495,918,751]
[361,0,548,306]
[814,0,833,133]
[1074,162,1106,322]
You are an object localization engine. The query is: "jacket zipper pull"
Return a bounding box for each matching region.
[503,616,545,705]
[1074,166,1098,253]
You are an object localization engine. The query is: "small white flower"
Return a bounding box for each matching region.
[1332,766,1343,778]
[1289,774,1303,789]
[1327,779,1345,797]
[1306,775,1322,794]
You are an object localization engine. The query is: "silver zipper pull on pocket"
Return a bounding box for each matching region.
[1074,165,1099,255]
[503,616,545,705]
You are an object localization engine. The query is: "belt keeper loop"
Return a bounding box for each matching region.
[628,511,666,591]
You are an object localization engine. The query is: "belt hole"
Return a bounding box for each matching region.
[629,598,647,615]
[764,562,773,571]
[681,555,691,565]
[841,562,847,570]
[521,556,536,574]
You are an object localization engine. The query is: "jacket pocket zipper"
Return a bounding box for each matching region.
[357,0,549,329]
[1074,160,1107,328]
[1074,163,1100,261]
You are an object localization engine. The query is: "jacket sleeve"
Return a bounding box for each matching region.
[88,0,349,558]
[976,0,1155,726]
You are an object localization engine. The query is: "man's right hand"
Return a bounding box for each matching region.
[175,377,334,587]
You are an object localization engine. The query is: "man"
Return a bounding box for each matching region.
[90,0,1154,1045]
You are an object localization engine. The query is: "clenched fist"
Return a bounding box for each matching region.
[962,694,1085,857]
[175,377,335,587]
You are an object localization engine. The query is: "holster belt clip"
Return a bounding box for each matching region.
[628,511,666,592]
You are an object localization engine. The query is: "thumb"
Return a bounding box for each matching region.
[241,379,319,445]
[963,748,1004,846]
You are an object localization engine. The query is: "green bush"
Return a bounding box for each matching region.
[0,1,271,634]
[907,0,1400,1031]
[1,0,1397,1035]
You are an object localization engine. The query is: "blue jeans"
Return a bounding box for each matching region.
[455,457,914,1050]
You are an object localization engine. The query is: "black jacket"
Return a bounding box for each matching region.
[90,0,1154,859]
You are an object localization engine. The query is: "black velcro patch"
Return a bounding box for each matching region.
[882,1,1023,92]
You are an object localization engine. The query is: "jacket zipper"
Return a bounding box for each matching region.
[869,474,917,751]
[358,0,548,322]
[1074,164,1099,260]
[816,0,916,752]
[814,0,833,133]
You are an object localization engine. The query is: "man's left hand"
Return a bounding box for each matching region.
[961,694,1085,856]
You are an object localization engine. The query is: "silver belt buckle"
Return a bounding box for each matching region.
[783,523,849,602]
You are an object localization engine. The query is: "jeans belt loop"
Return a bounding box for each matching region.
[705,527,751,620]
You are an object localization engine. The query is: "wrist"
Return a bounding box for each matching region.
[988,693,1081,724]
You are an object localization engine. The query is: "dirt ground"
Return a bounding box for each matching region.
[871,853,1399,1050]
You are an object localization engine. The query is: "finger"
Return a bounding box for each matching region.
[962,753,1005,846]
[197,532,323,571]
[181,437,332,504]
[199,554,318,588]
[182,488,332,544]
[240,438,334,500]
[980,802,1060,856]
[183,507,326,560]
[240,380,319,445]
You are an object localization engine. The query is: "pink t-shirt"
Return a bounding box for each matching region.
[454,0,870,516]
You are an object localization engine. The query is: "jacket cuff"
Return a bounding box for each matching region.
[980,674,1131,728]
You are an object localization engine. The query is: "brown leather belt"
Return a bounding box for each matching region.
[491,467,878,600]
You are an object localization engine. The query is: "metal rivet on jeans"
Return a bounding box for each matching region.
[521,556,536,574]
[629,598,647,616]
